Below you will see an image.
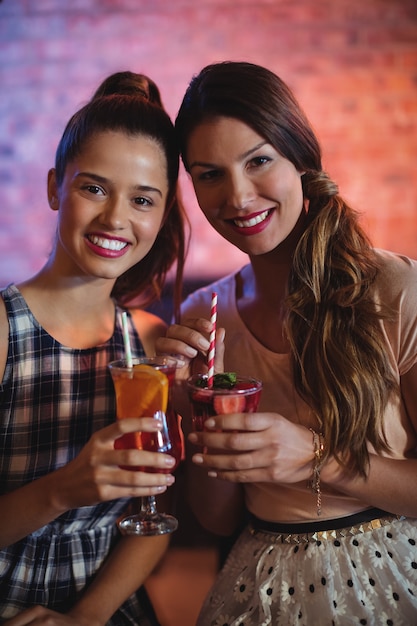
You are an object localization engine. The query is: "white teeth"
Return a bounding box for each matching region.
[88,235,127,251]
[234,209,270,228]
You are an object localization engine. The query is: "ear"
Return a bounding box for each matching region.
[47,168,59,211]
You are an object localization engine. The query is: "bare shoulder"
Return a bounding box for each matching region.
[0,296,9,380]
[129,308,167,357]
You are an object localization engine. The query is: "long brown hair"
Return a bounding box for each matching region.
[176,61,397,474]
[54,71,189,321]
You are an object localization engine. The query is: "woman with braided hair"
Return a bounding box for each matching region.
[157,61,417,624]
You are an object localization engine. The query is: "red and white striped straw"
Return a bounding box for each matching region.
[207,292,217,388]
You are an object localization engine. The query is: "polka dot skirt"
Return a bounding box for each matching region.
[196,518,417,625]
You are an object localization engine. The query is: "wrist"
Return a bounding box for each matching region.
[308,429,325,516]
[68,607,103,626]
[44,466,72,514]
[320,452,349,488]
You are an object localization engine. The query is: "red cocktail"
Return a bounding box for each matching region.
[187,373,262,431]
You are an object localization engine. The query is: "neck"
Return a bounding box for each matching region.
[18,267,118,349]
[21,264,116,307]
[245,205,308,305]
[247,255,290,305]
[234,215,307,353]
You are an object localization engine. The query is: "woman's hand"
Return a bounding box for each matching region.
[188,412,315,485]
[155,317,225,380]
[51,417,176,513]
[2,605,99,626]
[0,415,178,550]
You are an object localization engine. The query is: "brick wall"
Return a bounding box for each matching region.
[1,0,416,288]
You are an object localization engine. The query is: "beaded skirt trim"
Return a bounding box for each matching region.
[249,512,406,545]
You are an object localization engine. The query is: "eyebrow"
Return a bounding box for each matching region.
[76,171,163,197]
[189,141,268,171]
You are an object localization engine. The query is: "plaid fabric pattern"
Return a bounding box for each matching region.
[0,284,159,625]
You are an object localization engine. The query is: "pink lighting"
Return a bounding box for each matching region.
[0,1,416,289]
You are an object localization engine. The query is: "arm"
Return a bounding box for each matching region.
[0,418,176,549]
[322,454,417,518]
[188,365,417,518]
[321,361,417,517]
[3,534,169,626]
[68,534,169,625]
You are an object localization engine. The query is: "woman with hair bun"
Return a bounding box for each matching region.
[158,61,417,624]
[0,71,187,625]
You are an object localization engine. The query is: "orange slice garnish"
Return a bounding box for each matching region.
[115,364,169,418]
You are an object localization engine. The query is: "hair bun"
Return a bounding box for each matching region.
[91,71,163,107]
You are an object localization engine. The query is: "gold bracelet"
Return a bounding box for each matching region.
[309,428,325,516]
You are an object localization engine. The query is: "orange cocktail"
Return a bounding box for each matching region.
[109,358,181,471]
[109,356,182,536]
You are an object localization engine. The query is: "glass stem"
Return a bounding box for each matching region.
[140,495,158,516]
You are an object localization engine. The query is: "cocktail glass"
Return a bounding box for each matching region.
[186,374,262,431]
[108,356,182,535]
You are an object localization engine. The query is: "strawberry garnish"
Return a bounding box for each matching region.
[192,389,212,403]
[213,394,245,414]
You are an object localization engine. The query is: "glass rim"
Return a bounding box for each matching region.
[186,373,262,394]
[108,356,178,370]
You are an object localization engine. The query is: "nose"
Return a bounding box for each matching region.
[98,195,127,229]
[223,172,255,211]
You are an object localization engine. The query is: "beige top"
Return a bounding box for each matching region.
[182,249,417,521]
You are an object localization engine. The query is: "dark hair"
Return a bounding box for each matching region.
[91,70,163,107]
[54,72,188,319]
[176,61,321,174]
[176,61,397,475]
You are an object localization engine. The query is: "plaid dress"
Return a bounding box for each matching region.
[0,284,160,625]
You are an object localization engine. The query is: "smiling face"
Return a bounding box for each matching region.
[48,130,169,282]
[186,116,306,257]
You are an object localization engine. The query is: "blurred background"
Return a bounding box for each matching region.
[1,2,416,623]
[1,0,416,298]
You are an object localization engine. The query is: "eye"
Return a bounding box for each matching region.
[195,169,222,183]
[134,196,152,207]
[248,155,271,169]
[84,184,105,196]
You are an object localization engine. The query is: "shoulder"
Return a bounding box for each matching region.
[375,249,417,374]
[129,308,167,356]
[181,269,243,319]
[375,248,417,274]
[374,249,417,299]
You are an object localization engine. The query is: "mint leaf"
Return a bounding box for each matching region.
[193,372,238,389]
[213,372,237,389]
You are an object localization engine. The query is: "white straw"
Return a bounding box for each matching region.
[121,311,133,369]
